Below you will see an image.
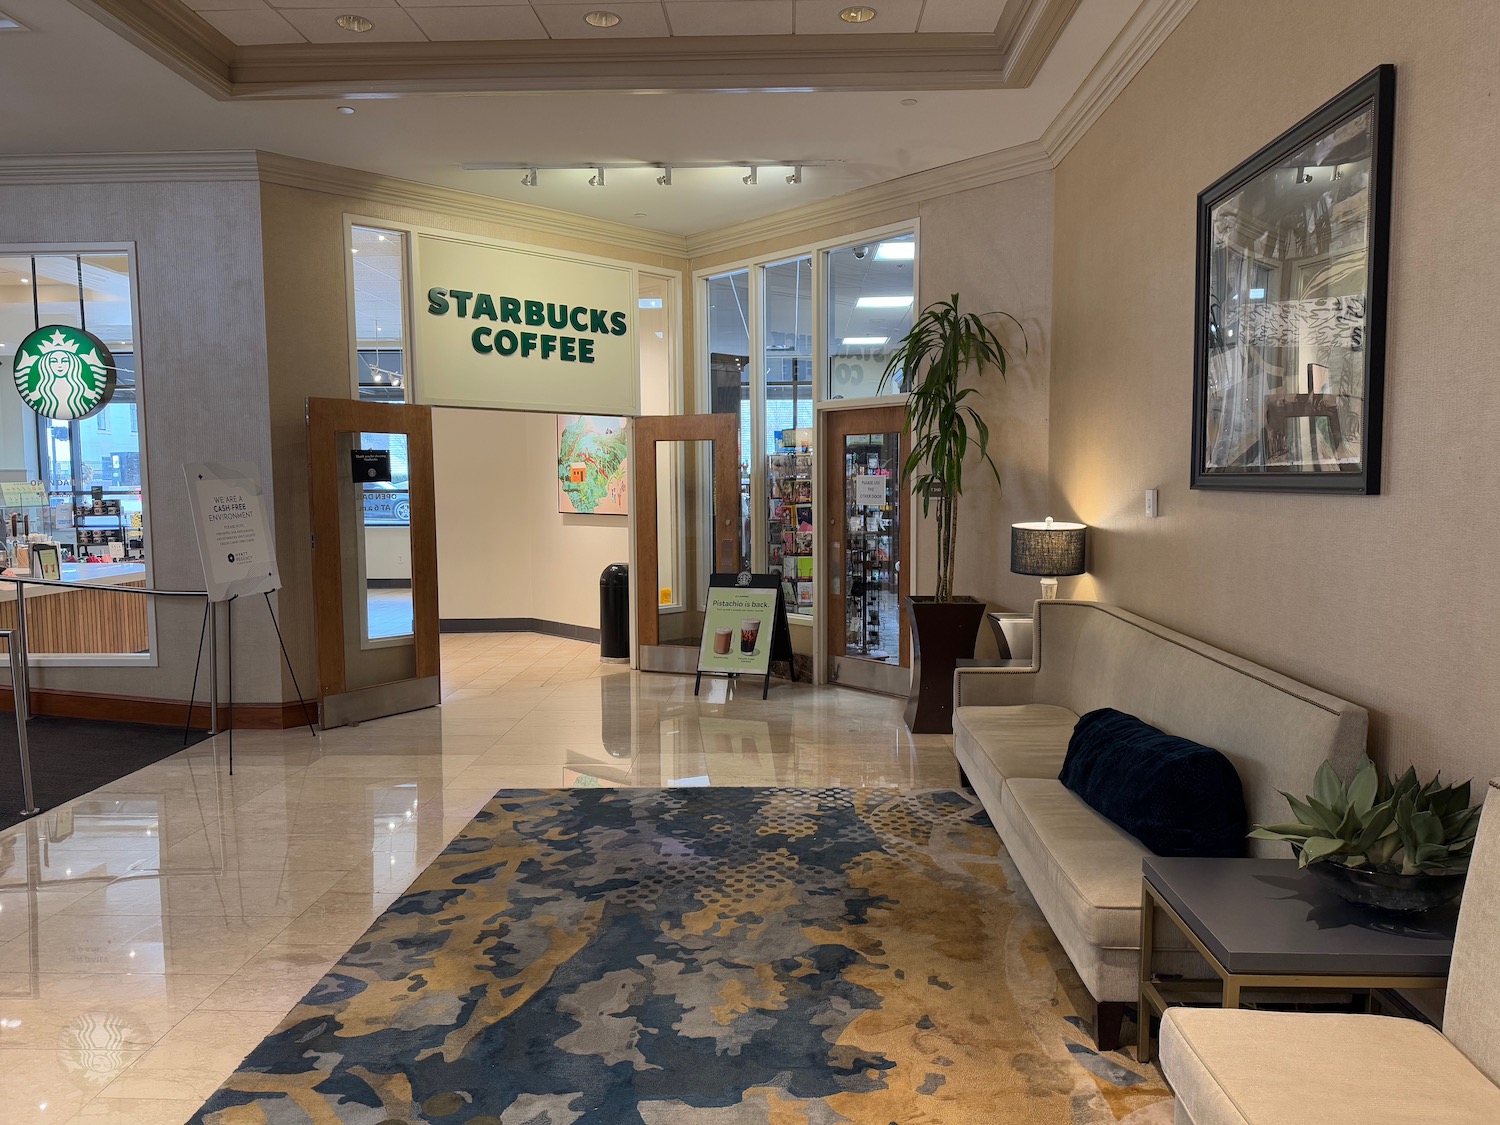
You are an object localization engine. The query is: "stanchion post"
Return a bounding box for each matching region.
[13,581,29,722]
[207,599,220,736]
[6,633,38,817]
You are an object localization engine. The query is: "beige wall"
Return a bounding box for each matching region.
[1050,0,1500,781]
[432,408,628,631]
[259,182,689,690]
[0,179,283,703]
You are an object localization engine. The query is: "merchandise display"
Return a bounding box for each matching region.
[0,491,145,570]
[768,433,815,614]
[842,436,900,662]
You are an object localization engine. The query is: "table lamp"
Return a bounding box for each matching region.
[1011,516,1086,599]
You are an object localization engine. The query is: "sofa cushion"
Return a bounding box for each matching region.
[953,703,1078,782]
[1061,708,1248,858]
[1161,1008,1500,1125]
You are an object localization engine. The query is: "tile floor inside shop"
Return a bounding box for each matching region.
[0,632,960,1124]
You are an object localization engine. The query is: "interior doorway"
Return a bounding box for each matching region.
[631,413,740,672]
[821,403,911,696]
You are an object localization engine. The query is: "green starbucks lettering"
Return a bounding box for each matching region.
[427,287,628,364]
[12,326,117,420]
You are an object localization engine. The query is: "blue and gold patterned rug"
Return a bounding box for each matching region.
[189,788,1170,1124]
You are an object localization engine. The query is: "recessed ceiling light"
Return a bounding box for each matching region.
[900,98,918,107]
[843,336,888,347]
[584,10,621,27]
[874,241,915,261]
[335,14,374,33]
[839,6,877,23]
[337,105,355,115]
[0,11,26,32]
[856,296,913,309]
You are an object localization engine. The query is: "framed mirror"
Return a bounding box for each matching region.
[1192,65,1395,493]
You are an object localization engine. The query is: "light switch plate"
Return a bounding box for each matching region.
[1145,489,1159,518]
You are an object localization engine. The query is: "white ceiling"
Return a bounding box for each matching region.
[0,0,1143,236]
[183,0,1012,42]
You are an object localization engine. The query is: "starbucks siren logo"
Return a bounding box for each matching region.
[12,325,117,420]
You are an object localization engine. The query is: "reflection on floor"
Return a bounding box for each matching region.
[366,586,414,639]
[0,633,956,1124]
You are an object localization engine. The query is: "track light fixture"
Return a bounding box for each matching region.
[786,165,802,185]
[521,166,538,187]
[656,166,672,186]
[463,160,829,186]
[590,166,606,187]
[742,166,758,186]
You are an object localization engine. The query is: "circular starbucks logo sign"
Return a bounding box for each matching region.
[12,325,117,420]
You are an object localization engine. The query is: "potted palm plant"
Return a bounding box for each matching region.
[880,293,1025,733]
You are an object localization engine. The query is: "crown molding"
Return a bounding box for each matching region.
[0,151,262,185]
[254,154,690,261]
[684,142,1052,261]
[1039,0,1197,163]
[685,0,1195,259]
[66,0,235,98]
[66,0,1078,99]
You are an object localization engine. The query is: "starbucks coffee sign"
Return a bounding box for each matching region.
[13,325,117,420]
[412,233,639,416]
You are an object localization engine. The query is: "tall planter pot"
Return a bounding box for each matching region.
[903,595,987,734]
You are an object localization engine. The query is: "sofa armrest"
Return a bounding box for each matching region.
[954,662,1037,709]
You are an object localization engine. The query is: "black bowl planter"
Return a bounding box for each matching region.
[1308,862,1468,914]
[904,595,987,734]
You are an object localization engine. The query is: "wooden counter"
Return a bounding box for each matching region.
[0,564,150,654]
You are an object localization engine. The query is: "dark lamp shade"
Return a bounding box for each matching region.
[1010,520,1086,577]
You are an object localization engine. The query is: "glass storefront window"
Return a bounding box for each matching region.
[352,226,408,405]
[826,233,916,400]
[705,269,751,568]
[763,256,814,615]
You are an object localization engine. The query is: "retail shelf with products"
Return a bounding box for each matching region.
[841,438,900,662]
[768,441,814,616]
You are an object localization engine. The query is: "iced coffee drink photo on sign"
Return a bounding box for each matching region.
[739,618,761,654]
[713,627,733,655]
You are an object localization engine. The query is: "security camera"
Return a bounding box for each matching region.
[852,245,868,259]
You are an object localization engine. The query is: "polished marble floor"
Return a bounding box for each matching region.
[0,633,957,1124]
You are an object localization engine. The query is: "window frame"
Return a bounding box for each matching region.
[0,240,158,668]
[694,220,918,623]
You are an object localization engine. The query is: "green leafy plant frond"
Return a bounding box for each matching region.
[878,293,1027,601]
[1250,755,1481,875]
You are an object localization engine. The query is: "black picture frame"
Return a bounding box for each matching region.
[1191,64,1395,494]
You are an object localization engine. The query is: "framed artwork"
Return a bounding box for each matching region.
[1192,64,1395,493]
[557,415,629,515]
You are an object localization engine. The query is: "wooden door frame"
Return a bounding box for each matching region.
[631,413,739,650]
[307,397,440,699]
[822,403,912,674]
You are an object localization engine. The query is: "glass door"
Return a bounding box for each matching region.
[307,397,440,728]
[822,403,910,695]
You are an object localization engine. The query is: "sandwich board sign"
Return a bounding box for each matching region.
[184,462,281,602]
[695,573,794,699]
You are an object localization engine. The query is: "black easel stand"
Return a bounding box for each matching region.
[182,594,318,776]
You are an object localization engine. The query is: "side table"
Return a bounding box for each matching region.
[1138,857,1455,1062]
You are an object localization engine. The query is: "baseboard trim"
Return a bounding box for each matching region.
[0,686,315,730]
[441,617,601,644]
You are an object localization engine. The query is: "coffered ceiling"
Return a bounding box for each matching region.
[0,0,1190,237]
[70,0,1083,96]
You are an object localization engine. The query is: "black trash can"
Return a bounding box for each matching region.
[599,564,630,663]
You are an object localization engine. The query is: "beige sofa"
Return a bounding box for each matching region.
[951,601,1367,1046]
[1161,778,1500,1124]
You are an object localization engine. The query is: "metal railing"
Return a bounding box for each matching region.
[3,574,217,820]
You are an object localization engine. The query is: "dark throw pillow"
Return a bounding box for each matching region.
[1060,708,1248,858]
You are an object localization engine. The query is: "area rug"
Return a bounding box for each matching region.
[189,788,1170,1124]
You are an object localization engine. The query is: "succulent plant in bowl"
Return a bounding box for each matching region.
[1250,755,1481,912]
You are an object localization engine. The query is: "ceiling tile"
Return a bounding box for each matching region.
[533,4,670,38]
[268,1,399,7]
[198,9,306,44]
[276,5,428,40]
[665,2,792,35]
[916,0,1003,33]
[406,6,548,39]
[397,1,534,7]
[794,0,920,34]
[182,1,271,12]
